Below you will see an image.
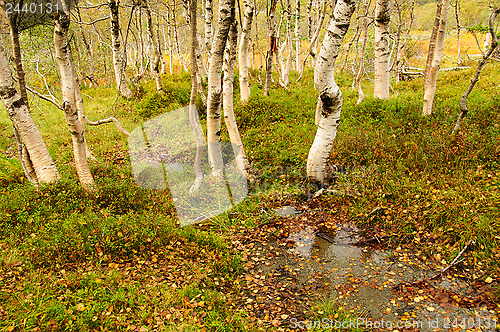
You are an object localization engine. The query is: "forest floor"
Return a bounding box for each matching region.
[0,59,499,331]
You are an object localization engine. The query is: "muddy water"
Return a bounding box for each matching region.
[276,206,497,332]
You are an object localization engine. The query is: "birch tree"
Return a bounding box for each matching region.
[54,2,95,189]
[294,0,301,72]
[452,7,500,134]
[0,43,60,184]
[188,0,205,192]
[307,0,356,185]
[207,0,236,176]
[354,0,369,104]
[239,0,254,101]
[109,0,134,99]
[145,1,163,93]
[374,0,391,100]
[422,0,450,116]
[223,21,254,180]
[264,0,278,96]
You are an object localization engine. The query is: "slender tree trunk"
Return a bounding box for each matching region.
[54,5,95,190]
[2,7,40,180]
[355,0,369,104]
[207,0,236,176]
[264,0,278,96]
[282,0,293,86]
[165,4,174,74]
[223,21,254,180]
[239,0,254,101]
[295,0,301,72]
[205,0,214,63]
[0,43,60,184]
[454,0,462,65]
[188,0,205,192]
[422,0,450,116]
[453,8,499,134]
[307,0,356,185]
[172,2,188,72]
[109,0,133,99]
[296,0,326,81]
[374,0,391,100]
[145,2,163,93]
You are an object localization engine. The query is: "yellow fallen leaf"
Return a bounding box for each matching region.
[485,277,494,284]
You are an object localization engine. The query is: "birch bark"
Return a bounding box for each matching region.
[422,0,450,116]
[223,21,254,180]
[54,5,95,189]
[207,0,236,176]
[109,0,133,99]
[239,0,254,101]
[145,1,163,93]
[0,43,60,184]
[264,0,278,96]
[307,0,356,185]
[374,0,391,100]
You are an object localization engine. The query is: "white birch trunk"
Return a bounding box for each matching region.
[307,0,356,185]
[54,6,95,190]
[223,21,254,180]
[264,0,278,96]
[207,0,236,176]
[145,2,163,93]
[374,0,391,100]
[0,43,60,184]
[205,0,214,63]
[239,0,254,101]
[295,0,301,72]
[188,0,205,192]
[355,0,369,104]
[109,0,133,99]
[422,0,450,116]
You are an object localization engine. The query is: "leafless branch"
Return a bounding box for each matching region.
[76,17,109,25]
[84,116,130,136]
[25,86,62,110]
[430,239,474,280]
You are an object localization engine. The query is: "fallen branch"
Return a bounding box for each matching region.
[439,66,471,72]
[84,116,130,136]
[430,239,474,280]
[393,239,474,290]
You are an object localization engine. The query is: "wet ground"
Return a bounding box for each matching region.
[234,203,498,331]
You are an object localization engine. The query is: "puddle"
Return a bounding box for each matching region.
[274,206,298,218]
[279,217,497,332]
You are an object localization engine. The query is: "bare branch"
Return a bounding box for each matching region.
[25,86,62,110]
[84,116,130,136]
[76,17,109,25]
